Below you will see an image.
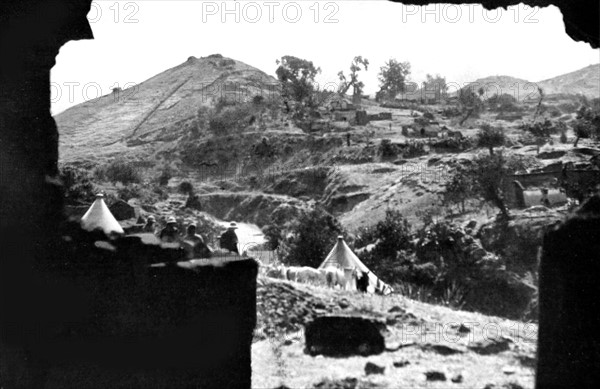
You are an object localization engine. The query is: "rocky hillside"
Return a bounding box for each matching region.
[536,63,600,98]
[454,64,600,101]
[459,75,537,101]
[56,54,279,163]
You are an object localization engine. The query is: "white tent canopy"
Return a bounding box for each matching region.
[319,236,391,294]
[80,194,124,235]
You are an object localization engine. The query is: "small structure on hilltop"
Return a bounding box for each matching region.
[418,123,441,138]
[396,89,439,105]
[327,94,356,112]
[319,236,392,294]
[80,194,125,235]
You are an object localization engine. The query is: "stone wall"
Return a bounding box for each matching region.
[0,2,257,388]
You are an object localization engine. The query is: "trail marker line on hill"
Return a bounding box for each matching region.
[128,75,193,139]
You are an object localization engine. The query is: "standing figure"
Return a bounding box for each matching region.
[541,187,551,207]
[143,215,157,233]
[183,223,212,259]
[220,222,239,254]
[159,217,181,243]
[356,271,369,293]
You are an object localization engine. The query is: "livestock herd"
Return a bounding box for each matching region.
[259,263,393,295]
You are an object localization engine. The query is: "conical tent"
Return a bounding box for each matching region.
[319,236,391,294]
[81,194,125,235]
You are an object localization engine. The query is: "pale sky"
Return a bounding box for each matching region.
[51,0,600,115]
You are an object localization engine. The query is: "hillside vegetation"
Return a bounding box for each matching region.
[57,55,600,325]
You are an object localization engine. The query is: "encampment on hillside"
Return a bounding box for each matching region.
[80,194,125,235]
[319,236,392,294]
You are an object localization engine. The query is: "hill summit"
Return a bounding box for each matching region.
[56,54,280,163]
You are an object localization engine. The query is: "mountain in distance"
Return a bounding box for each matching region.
[455,75,536,101]
[450,64,599,101]
[536,63,600,97]
[55,54,280,163]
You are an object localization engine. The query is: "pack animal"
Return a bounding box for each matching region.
[287,266,326,286]
[320,267,345,289]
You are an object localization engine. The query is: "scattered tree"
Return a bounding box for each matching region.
[377,59,411,101]
[422,73,447,102]
[572,98,600,147]
[532,86,545,122]
[338,56,369,97]
[458,87,484,125]
[281,207,345,268]
[477,124,506,155]
[467,153,528,218]
[354,209,412,279]
[275,55,321,105]
[443,166,473,213]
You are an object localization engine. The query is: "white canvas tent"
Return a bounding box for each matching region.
[319,236,392,294]
[80,194,125,235]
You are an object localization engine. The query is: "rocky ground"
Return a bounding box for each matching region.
[252,277,537,389]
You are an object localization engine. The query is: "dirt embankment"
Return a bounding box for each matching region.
[195,192,309,228]
[253,276,537,389]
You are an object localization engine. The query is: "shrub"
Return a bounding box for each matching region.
[403,141,427,158]
[59,164,97,205]
[432,137,473,152]
[378,139,397,158]
[423,111,435,120]
[549,108,561,118]
[466,153,529,218]
[95,159,141,185]
[116,184,141,201]
[560,130,568,143]
[557,101,578,114]
[116,183,168,204]
[519,119,562,138]
[441,106,461,118]
[262,224,282,250]
[253,95,265,105]
[280,206,345,268]
[157,165,173,186]
[354,209,413,280]
[443,166,474,213]
[477,124,506,155]
[410,262,439,285]
[208,103,255,136]
[179,181,194,195]
[413,116,429,127]
[517,132,537,146]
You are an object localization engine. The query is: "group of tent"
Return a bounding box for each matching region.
[80,194,392,294]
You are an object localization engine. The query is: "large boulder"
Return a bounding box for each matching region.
[304,315,385,357]
[109,200,137,221]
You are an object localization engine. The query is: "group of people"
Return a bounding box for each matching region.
[140,216,240,259]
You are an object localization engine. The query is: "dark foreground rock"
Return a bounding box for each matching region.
[305,315,385,357]
[536,195,600,388]
[1,223,258,389]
